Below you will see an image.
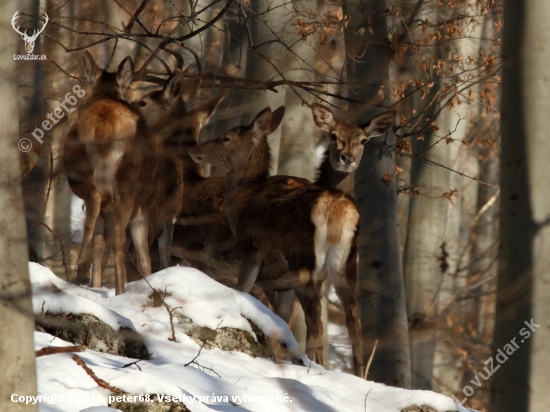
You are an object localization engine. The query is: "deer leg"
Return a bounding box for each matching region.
[101,212,114,271]
[236,248,263,293]
[272,290,296,324]
[329,234,363,377]
[295,287,323,365]
[76,191,101,285]
[129,207,152,279]
[158,222,174,269]
[91,214,105,288]
[112,200,134,295]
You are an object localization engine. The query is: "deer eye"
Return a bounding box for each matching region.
[138,101,147,107]
[360,138,368,145]
[221,136,231,143]
[329,133,337,142]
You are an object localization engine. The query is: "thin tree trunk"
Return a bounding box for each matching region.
[404,106,450,389]
[0,1,38,408]
[403,4,459,388]
[278,0,317,181]
[242,0,288,175]
[19,0,46,265]
[343,0,411,388]
[489,1,550,410]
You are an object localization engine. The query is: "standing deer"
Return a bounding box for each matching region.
[129,81,225,274]
[188,107,367,375]
[170,104,396,321]
[63,51,144,294]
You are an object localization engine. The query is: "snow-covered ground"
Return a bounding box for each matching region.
[29,263,470,412]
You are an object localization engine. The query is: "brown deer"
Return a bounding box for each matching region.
[170,104,396,320]
[77,67,224,289]
[63,51,144,294]
[130,82,225,274]
[188,107,366,376]
[311,103,396,196]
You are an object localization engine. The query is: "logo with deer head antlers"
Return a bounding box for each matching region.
[12,11,48,54]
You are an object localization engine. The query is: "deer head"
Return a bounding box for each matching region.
[311,103,397,173]
[189,106,285,170]
[12,11,48,54]
[83,51,135,101]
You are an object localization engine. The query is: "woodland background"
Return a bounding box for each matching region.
[2,0,547,411]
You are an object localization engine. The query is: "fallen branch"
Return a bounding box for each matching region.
[35,345,86,358]
[121,357,150,371]
[72,354,122,394]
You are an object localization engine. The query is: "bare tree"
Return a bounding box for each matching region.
[0,0,38,408]
[489,0,550,411]
[342,0,411,387]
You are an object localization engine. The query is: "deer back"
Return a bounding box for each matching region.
[64,52,145,202]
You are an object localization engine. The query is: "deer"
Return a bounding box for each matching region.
[187,107,369,376]
[170,104,396,321]
[127,81,225,275]
[70,52,226,290]
[311,103,396,196]
[64,50,192,294]
[63,51,144,295]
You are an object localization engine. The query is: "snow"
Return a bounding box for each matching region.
[29,263,472,412]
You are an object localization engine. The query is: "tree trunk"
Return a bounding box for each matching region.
[277,0,317,181]
[343,0,411,388]
[19,0,47,265]
[0,1,38,408]
[242,0,288,175]
[489,1,550,411]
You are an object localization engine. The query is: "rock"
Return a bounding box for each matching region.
[145,290,291,361]
[186,324,264,358]
[110,394,189,412]
[36,313,149,359]
[401,406,459,412]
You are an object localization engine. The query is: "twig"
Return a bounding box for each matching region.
[121,357,150,371]
[364,389,373,412]
[471,189,500,227]
[184,341,207,367]
[176,0,236,41]
[38,222,69,281]
[363,340,378,380]
[72,354,122,394]
[125,0,151,32]
[35,345,86,357]
[50,61,83,81]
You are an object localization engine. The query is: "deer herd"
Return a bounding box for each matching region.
[62,51,396,377]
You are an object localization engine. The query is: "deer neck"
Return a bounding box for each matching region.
[315,150,356,196]
[225,137,272,218]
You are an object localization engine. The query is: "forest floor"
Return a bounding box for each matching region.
[30,263,470,412]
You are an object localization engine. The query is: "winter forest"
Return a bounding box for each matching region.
[0,0,548,411]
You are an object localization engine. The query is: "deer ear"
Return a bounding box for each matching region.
[251,107,272,139]
[116,56,135,91]
[266,106,285,135]
[193,93,225,132]
[311,103,336,132]
[361,110,396,138]
[181,77,202,102]
[188,94,225,142]
[161,69,183,107]
[83,51,102,85]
